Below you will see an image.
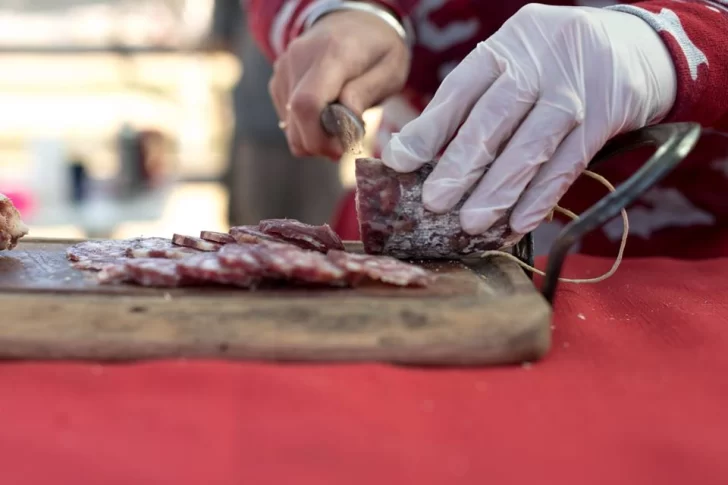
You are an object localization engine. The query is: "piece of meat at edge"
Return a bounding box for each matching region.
[354,158,515,260]
[326,249,433,287]
[0,193,29,251]
[258,219,345,252]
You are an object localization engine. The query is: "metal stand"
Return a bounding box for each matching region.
[519,122,702,305]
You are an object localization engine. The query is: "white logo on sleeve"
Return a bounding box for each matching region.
[601,187,715,241]
[412,0,480,51]
[608,6,708,80]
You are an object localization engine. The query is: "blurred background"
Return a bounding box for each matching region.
[0,0,380,240]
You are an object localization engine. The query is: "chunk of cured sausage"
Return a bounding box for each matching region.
[355,158,514,259]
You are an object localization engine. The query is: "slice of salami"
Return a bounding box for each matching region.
[229,225,283,245]
[327,250,433,287]
[217,243,264,274]
[72,259,122,272]
[200,231,236,244]
[125,259,186,287]
[258,219,345,253]
[127,247,200,259]
[66,239,132,262]
[97,263,130,284]
[124,237,201,259]
[172,234,222,252]
[68,237,197,270]
[251,241,346,284]
[96,259,186,287]
[355,158,513,259]
[178,253,258,288]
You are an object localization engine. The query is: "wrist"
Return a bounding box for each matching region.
[298,0,415,49]
[601,6,677,123]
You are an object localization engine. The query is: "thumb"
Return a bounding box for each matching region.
[339,52,408,116]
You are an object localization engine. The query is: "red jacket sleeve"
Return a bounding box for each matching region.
[609,1,728,127]
[242,0,415,62]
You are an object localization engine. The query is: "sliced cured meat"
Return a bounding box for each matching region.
[127,247,200,259]
[126,259,185,287]
[0,193,29,251]
[250,241,346,284]
[68,237,196,269]
[97,259,185,287]
[229,225,282,245]
[355,158,513,259]
[125,237,200,259]
[71,259,122,272]
[327,250,433,287]
[178,253,258,288]
[172,234,222,252]
[67,239,132,263]
[123,237,201,259]
[123,237,173,254]
[258,219,345,253]
[200,231,236,244]
[97,263,130,284]
[217,243,264,274]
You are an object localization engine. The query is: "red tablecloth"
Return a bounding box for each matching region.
[1,255,727,485]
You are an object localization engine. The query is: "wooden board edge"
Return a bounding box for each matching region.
[0,290,552,366]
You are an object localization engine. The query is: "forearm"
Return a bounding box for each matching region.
[608,0,728,126]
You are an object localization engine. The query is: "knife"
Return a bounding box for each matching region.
[320,103,366,154]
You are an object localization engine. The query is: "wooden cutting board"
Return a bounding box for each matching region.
[0,238,552,366]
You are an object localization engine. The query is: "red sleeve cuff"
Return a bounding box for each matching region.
[608,1,728,126]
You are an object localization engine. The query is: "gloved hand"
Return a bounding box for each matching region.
[382,4,677,237]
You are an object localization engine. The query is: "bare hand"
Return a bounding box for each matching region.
[269,10,410,159]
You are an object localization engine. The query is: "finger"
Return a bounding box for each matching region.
[508,126,595,234]
[286,118,308,158]
[339,50,408,116]
[289,58,355,159]
[269,58,291,122]
[420,68,537,215]
[458,98,582,235]
[381,43,502,173]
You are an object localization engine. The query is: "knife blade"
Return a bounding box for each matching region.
[320,103,366,155]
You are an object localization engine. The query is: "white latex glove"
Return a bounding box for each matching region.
[382,4,677,237]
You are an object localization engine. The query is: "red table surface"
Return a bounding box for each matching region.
[0,254,726,485]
